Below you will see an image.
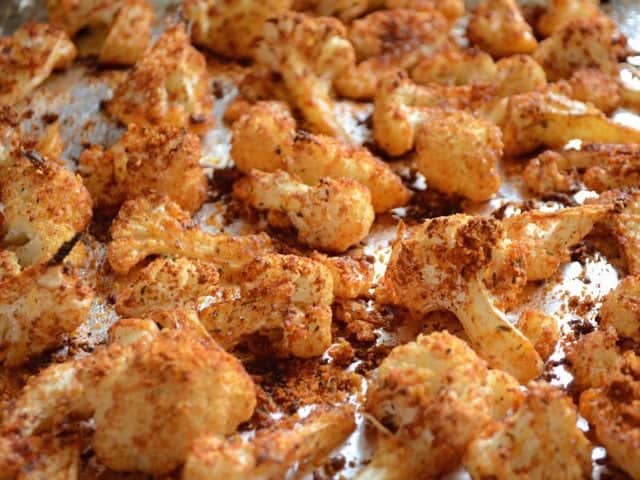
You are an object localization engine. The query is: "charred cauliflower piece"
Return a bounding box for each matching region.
[231,102,410,212]
[0,322,256,476]
[199,253,334,357]
[234,169,375,252]
[184,405,355,480]
[537,0,604,37]
[255,12,355,140]
[98,0,155,65]
[0,263,93,366]
[464,381,592,480]
[79,124,208,213]
[107,193,273,274]
[378,215,542,381]
[566,327,622,391]
[580,351,640,480]
[533,17,623,81]
[107,24,214,133]
[116,257,220,318]
[600,276,640,342]
[0,149,92,267]
[184,0,292,60]
[467,0,537,58]
[358,331,523,480]
[0,22,76,104]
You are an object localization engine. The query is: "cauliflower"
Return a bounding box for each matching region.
[107,193,273,274]
[255,12,355,140]
[566,327,622,391]
[0,250,21,282]
[231,102,410,212]
[481,88,640,156]
[537,0,606,38]
[79,124,208,213]
[566,68,621,114]
[310,251,373,298]
[184,0,293,60]
[106,24,214,134]
[0,263,93,366]
[467,0,538,58]
[411,45,498,87]
[523,150,574,195]
[184,405,356,480]
[334,8,449,100]
[492,54,548,97]
[199,253,334,357]
[0,148,92,267]
[0,22,76,104]
[516,310,560,361]
[413,108,503,202]
[98,0,155,66]
[533,17,623,81]
[0,321,256,476]
[464,381,592,480]
[600,276,640,342]
[234,169,375,252]
[608,191,640,276]
[45,0,121,35]
[357,331,523,480]
[580,351,640,480]
[115,257,221,318]
[377,215,542,381]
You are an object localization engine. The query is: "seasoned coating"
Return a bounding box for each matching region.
[199,253,334,357]
[464,381,592,480]
[0,22,76,104]
[566,68,621,114]
[482,88,640,156]
[0,264,93,366]
[378,215,542,381]
[467,0,537,58]
[116,257,220,318]
[358,331,523,479]
[523,151,574,195]
[107,193,273,274]
[234,169,375,252]
[231,103,410,212]
[566,327,622,390]
[311,252,373,298]
[516,310,560,361]
[335,9,449,100]
[106,25,214,133]
[255,12,355,139]
[580,351,640,480]
[98,0,154,65]
[184,0,292,60]
[45,0,121,35]
[533,17,622,81]
[79,124,208,213]
[503,204,608,281]
[600,276,640,342]
[413,108,503,202]
[609,192,640,275]
[0,326,256,476]
[0,149,92,267]
[184,405,355,480]
[537,0,604,37]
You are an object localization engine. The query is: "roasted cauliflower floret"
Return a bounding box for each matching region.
[255,12,355,140]
[234,169,374,252]
[106,24,214,133]
[493,54,548,97]
[98,0,155,65]
[310,252,373,299]
[0,22,76,104]
[358,331,523,480]
[378,215,542,381]
[79,124,208,213]
[580,351,640,480]
[107,193,273,274]
[600,276,640,342]
[566,68,621,114]
[413,108,503,202]
[537,0,604,37]
[516,310,560,361]
[411,45,498,87]
[0,149,92,267]
[45,0,121,35]
[607,191,640,276]
[184,405,355,480]
[0,323,256,476]
[199,254,334,357]
[116,257,220,318]
[0,263,93,366]
[184,0,292,60]
[523,150,574,195]
[0,250,21,282]
[464,381,592,480]
[231,102,410,212]
[566,327,622,391]
[467,0,537,58]
[533,17,623,81]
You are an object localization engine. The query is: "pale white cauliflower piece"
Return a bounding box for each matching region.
[234,169,375,252]
[464,381,592,480]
